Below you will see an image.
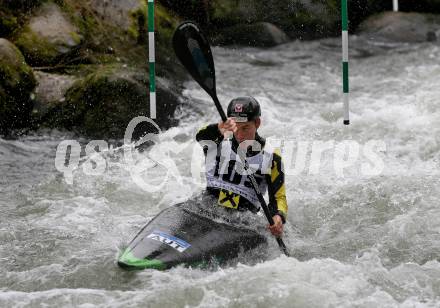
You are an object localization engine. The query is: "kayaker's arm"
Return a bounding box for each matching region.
[196,118,237,144]
[267,149,288,223]
[196,123,224,143]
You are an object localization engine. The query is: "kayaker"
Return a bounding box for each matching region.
[196,96,288,237]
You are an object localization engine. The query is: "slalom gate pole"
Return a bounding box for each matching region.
[393,0,399,12]
[148,0,156,119]
[341,0,350,125]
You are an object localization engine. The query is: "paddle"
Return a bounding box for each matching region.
[172,21,290,257]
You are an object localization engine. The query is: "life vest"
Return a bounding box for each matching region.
[205,139,274,209]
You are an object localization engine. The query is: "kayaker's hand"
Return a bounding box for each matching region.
[268,215,284,237]
[218,118,237,139]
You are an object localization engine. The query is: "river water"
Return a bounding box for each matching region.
[1,37,439,307]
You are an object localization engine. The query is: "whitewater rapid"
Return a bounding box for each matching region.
[1,37,439,307]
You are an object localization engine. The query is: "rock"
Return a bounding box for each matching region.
[89,0,143,31]
[358,12,440,43]
[160,0,209,26]
[1,0,44,11]
[14,2,84,66]
[209,0,340,40]
[0,9,18,37]
[0,38,36,133]
[86,0,181,77]
[32,71,77,119]
[210,0,261,26]
[0,39,35,96]
[88,0,179,44]
[45,65,180,138]
[286,0,340,39]
[214,22,290,47]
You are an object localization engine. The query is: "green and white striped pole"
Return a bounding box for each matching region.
[341,0,350,125]
[393,0,399,12]
[148,0,156,119]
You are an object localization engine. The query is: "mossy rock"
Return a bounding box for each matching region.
[0,38,36,133]
[209,0,261,27]
[208,0,340,40]
[0,9,19,37]
[46,64,180,138]
[128,2,180,46]
[0,39,35,94]
[83,0,184,80]
[1,0,45,11]
[160,0,209,25]
[13,2,84,66]
[122,2,185,81]
[358,12,440,42]
[87,0,180,47]
[214,22,289,47]
[31,71,77,122]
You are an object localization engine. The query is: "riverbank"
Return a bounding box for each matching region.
[1,0,440,138]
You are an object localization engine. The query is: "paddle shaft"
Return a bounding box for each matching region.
[242,155,289,255]
[213,96,228,122]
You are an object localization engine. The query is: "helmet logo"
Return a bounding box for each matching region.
[234,104,243,113]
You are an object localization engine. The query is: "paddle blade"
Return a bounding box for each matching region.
[173,21,216,97]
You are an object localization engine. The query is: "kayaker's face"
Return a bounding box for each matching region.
[234,118,260,144]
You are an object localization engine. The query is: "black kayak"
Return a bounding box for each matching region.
[118,198,267,270]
